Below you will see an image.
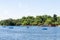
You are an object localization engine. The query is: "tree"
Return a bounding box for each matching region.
[44,18,52,25]
[0,19,15,26]
[22,21,28,25]
[26,16,35,25]
[53,14,57,22]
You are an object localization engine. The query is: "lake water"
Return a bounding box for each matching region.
[0,26,60,40]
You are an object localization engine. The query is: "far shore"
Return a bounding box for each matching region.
[0,24,60,27]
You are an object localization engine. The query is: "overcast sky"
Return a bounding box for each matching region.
[0,0,60,20]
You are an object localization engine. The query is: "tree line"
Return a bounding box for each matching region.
[0,14,60,26]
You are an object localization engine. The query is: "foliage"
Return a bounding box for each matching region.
[0,14,59,26]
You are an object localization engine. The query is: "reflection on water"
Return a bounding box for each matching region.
[27,26,29,28]
[0,26,59,40]
[9,27,14,29]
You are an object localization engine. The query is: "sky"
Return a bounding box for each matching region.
[0,0,60,20]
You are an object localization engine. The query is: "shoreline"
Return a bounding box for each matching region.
[0,25,60,27]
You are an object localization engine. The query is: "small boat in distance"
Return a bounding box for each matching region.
[42,28,47,30]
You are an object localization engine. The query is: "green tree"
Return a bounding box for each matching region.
[53,14,57,22]
[44,18,52,25]
[0,19,15,26]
